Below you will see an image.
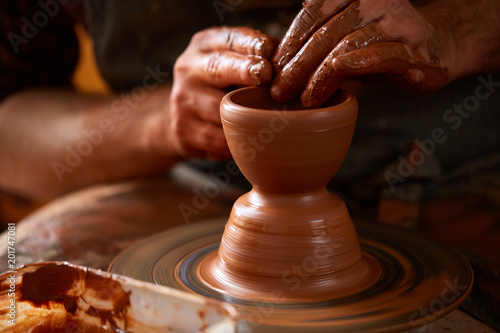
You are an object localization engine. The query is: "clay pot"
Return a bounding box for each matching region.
[199,87,372,302]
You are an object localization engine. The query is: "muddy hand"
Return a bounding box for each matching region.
[270,0,450,108]
[170,27,275,160]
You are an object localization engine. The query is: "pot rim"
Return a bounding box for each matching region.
[221,86,358,130]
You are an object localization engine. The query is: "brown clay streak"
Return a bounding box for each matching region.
[20,262,131,332]
[20,263,82,314]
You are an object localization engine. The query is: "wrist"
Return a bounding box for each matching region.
[417,0,500,81]
[415,4,458,83]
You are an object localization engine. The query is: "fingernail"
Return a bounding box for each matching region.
[249,62,264,84]
[251,38,263,55]
[252,36,275,58]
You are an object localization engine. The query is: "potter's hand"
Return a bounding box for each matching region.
[170,27,274,160]
[270,0,453,108]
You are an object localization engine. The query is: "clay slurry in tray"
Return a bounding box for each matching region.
[0,262,236,332]
[19,263,131,332]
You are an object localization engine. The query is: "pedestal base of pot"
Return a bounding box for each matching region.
[198,189,379,302]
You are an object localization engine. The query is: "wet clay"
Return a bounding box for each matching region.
[198,86,377,302]
[13,262,131,332]
[2,262,236,333]
[30,321,117,333]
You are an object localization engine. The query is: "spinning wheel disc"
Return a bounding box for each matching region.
[109,218,473,332]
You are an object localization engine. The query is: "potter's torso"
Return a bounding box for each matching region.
[84,0,303,90]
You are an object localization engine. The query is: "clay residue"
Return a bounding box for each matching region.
[19,262,131,332]
[20,263,81,314]
[30,319,119,333]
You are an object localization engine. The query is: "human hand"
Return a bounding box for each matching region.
[169,27,275,160]
[270,0,452,108]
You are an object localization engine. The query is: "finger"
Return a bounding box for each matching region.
[270,0,361,103]
[333,40,425,74]
[198,87,226,126]
[172,86,225,126]
[300,58,346,108]
[194,27,275,58]
[301,24,388,107]
[196,52,273,87]
[332,42,448,92]
[170,86,230,159]
[178,118,231,160]
[271,0,356,73]
[332,24,389,56]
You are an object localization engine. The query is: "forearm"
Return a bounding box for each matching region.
[0,86,178,200]
[417,0,500,81]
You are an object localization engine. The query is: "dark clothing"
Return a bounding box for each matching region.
[85,0,302,91]
[1,0,499,191]
[0,0,82,100]
[0,0,301,97]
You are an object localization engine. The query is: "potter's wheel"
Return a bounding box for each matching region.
[109,218,472,332]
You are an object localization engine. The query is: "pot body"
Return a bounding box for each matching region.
[220,87,358,194]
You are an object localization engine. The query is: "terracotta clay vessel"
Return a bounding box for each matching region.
[199,87,374,302]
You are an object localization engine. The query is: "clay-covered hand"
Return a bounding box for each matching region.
[169,27,274,160]
[270,0,452,108]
